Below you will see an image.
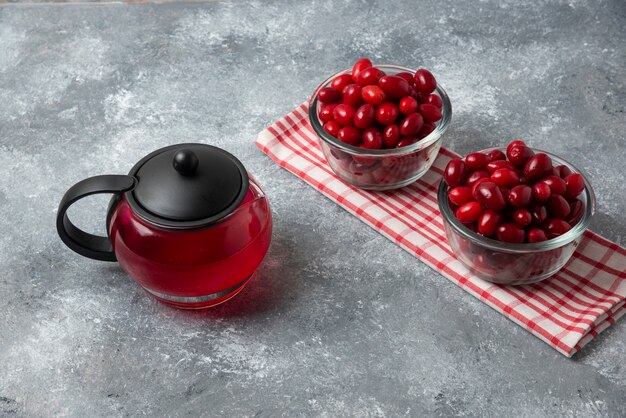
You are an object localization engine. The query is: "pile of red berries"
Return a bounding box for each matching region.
[316,58,443,149]
[443,140,586,243]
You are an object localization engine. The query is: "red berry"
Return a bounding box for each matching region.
[496,223,525,243]
[395,72,415,86]
[531,182,551,202]
[507,145,534,168]
[465,152,490,170]
[378,75,410,99]
[564,173,585,199]
[540,176,566,195]
[318,103,337,123]
[508,185,532,208]
[417,123,436,139]
[318,87,341,103]
[352,58,372,79]
[424,94,443,108]
[337,126,361,145]
[398,96,419,115]
[527,227,548,243]
[456,202,483,224]
[353,104,375,129]
[471,177,491,198]
[449,186,474,207]
[555,164,573,179]
[531,203,548,224]
[355,67,385,86]
[333,104,356,126]
[361,85,386,105]
[545,218,572,238]
[342,84,363,107]
[419,103,442,123]
[466,170,490,188]
[566,199,584,226]
[486,149,506,162]
[382,125,400,148]
[478,209,502,237]
[396,137,419,148]
[490,168,520,188]
[513,208,532,227]
[375,102,399,125]
[474,181,506,211]
[506,140,527,154]
[331,74,353,92]
[523,153,553,181]
[486,160,515,173]
[323,121,340,137]
[548,194,571,218]
[399,113,424,136]
[444,158,467,187]
[413,68,437,94]
[361,128,383,149]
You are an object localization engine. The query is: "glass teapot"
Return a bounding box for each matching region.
[56,144,272,309]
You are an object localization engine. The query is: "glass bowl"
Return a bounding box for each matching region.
[309,64,452,190]
[438,147,596,285]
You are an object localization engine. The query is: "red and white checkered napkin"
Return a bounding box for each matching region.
[256,103,626,357]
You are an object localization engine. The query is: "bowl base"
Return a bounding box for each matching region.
[142,274,254,309]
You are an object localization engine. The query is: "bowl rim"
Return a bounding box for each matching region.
[309,64,452,156]
[437,147,596,253]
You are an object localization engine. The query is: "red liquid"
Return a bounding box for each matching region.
[108,181,272,308]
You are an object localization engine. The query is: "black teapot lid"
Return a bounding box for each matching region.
[127,143,249,228]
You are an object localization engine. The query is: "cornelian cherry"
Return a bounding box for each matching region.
[355,67,385,86]
[378,75,410,99]
[456,202,483,224]
[449,186,474,207]
[413,69,437,94]
[337,126,361,145]
[478,210,502,236]
[399,113,424,136]
[323,121,340,137]
[474,181,506,211]
[331,74,353,92]
[333,104,356,126]
[419,104,442,123]
[564,173,585,199]
[352,58,372,79]
[361,85,386,105]
[490,168,520,188]
[354,104,375,129]
[376,102,399,125]
[318,87,341,103]
[383,125,400,147]
[465,152,490,170]
[444,159,467,187]
[398,96,419,115]
[496,223,525,243]
[342,84,363,107]
[361,128,383,149]
[319,104,337,123]
[425,94,443,108]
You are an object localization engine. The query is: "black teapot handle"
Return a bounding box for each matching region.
[56,175,136,262]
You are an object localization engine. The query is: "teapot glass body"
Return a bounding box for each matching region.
[108,175,272,308]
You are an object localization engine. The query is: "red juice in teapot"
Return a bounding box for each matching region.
[109,177,272,309]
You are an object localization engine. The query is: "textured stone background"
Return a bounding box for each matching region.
[0,0,625,416]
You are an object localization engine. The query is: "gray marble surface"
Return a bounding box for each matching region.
[1,0,625,416]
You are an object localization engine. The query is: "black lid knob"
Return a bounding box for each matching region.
[173,149,199,176]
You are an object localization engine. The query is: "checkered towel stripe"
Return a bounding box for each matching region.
[256,103,626,357]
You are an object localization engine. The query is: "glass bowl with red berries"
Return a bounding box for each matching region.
[309,58,452,190]
[438,140,596,285]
